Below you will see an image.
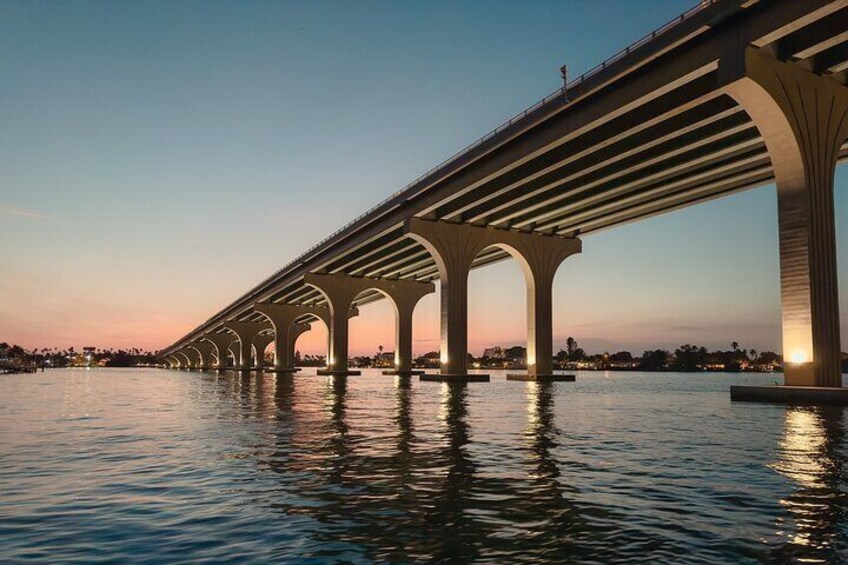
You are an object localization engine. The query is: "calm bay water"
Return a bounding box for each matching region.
[1,368,847,564]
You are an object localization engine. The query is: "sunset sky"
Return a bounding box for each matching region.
[3,0,848,357]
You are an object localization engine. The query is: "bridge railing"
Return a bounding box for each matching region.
[164,0,718,353]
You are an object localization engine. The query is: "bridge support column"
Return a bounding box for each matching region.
[223,321,273,371]
[302,275,367,375]
[304,273,434,376]
[228,342,240,370]
[254,303,334,372]
[723,48,848,388]
[405,218,581,382]
[287,323,311,370]
[165,355,181,369]
[203,333,238,369]
[190,341,216,370]
[252,333,275,370]
[175,350,193,369]
[182,347,202,369]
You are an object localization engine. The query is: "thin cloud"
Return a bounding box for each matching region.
[0,204,51,220]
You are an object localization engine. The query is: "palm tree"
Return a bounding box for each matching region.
[731,341,739,352]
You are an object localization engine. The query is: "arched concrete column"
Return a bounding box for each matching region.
[722,48,848,387]
[203,332,238,369]
[190,341,216,369]
[222,321,272,370]
[228,341,240,369]
[252,332,275,370]
[304,273,434,376]
[254,303,331,372]
[254,304,359,372]
[175,350,192,369]
[182,346,202,369]
[405,218,581,381]
[164,355,181,369]
[287,322,311,368]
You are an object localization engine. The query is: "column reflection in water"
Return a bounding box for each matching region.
[430,381,480,564]
[324,375,350,482]
[393,375,413,476]
[525,381,559,479]
[770,406,847,562]
[273,373,295,415]
[238,370,256,419]
[518,382,601,561]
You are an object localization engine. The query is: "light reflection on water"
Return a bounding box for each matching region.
[769,406,847,563]
[0,368,847,563]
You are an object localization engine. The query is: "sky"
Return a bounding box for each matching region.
[2,0,847,357]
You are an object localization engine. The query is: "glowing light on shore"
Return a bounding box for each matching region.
[789,350,808,364]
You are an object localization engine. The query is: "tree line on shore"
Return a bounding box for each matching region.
[5,337,848,373]
[413,338,843,373]
[0,343,158,369]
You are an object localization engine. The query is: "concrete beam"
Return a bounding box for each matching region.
[722,47,848,387]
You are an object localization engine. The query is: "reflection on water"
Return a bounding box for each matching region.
[771,406,848,562]
[1,368,848,563]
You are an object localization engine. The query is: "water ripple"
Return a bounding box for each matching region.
[1,368,847,563]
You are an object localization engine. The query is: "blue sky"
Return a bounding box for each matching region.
[2,0,847,355]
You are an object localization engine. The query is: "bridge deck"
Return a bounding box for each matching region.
[163,0,848,350]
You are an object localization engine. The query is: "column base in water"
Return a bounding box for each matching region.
[317,369,362,376]
[730,385,848,406]
[507,373,575,382]
[420,373,490,383]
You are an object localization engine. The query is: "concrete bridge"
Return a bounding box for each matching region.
[161,0,848,400]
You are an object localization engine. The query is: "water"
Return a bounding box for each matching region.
[1,368,847,564]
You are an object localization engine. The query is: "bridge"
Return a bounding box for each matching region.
[160,0,848,400]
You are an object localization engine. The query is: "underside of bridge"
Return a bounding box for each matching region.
[161,1,848,395]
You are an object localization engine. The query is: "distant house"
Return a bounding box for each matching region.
[374,351,395,368]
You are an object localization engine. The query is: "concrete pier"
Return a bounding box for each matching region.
[255,303,350,372]
[305,273,434,376]
[406,218,580,381]
[723,48,848,389]
[189,341,216,370]
[222,321,272,371]
[175,350,193,369]
[202,333,238,369]
[420,373,490,383]
[506,373,576,382]
[731,385,848,406]
[251,333,274,370]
